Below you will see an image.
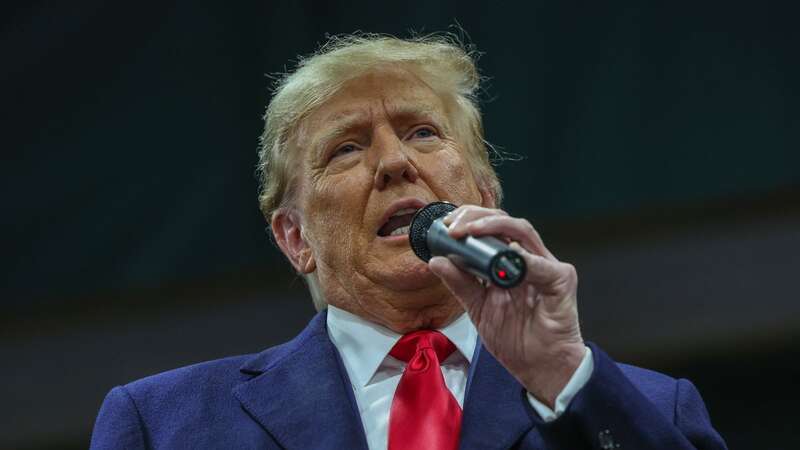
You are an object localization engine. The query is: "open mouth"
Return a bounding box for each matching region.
[377,208,419,237]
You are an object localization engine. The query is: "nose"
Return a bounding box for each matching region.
[373,133,420,190]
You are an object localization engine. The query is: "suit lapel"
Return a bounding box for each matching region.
[459,341,534,449]
[233,311,368,450]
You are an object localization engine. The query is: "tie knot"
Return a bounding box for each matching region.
[389,330,457,366]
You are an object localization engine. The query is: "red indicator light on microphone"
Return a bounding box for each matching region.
[497,270,507,279]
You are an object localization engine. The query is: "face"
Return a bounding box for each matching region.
[274,69,492,331]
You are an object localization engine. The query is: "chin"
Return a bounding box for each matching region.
[370,252,440,291]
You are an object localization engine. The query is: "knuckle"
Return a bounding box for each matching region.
[562,262,578,284]
[463,207,503,226]
[550,262,578,295]
[450,208,469,224]
[455,206,478,220]
[514,217,535,232]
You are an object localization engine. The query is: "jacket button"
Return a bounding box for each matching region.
[598,429,619,449]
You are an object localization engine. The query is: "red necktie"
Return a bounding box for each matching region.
[388,330,462,450]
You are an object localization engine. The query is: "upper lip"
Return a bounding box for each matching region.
[376,197,429,235]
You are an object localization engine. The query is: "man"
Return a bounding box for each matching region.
[91,34,727,449]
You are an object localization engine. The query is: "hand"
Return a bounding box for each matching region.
[428,205,586,408]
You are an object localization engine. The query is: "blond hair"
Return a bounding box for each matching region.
[257,33,505,308]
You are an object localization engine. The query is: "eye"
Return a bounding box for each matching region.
[409,126,437,140]
[331,143,359,159]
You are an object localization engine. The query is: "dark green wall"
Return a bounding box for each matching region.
[4,0,798,309]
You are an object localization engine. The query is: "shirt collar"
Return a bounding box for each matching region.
[326,305,477,387]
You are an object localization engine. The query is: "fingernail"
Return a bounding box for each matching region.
[428,257,444,272]
[442,213,453,225]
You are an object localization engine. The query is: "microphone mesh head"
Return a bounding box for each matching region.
[409,201,457,262]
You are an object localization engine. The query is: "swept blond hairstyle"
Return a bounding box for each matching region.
[257,32,505,308]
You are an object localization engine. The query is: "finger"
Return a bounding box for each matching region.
[466,215,555,260]
[428,256,485,309]
[510,242,576,296]
[443,205,508,239]
[442,205,495,229]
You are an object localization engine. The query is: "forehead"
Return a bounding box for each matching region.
[294,69,451,147]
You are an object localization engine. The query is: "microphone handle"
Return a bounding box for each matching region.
[427,219,527,288]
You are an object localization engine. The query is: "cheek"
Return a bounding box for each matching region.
[425,144,483,204]
[303,169,371,261]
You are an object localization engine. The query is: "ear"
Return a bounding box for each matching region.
[478,183,496,209]
[271,209,316,274]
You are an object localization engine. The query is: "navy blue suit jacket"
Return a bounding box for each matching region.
[91,310,727,449]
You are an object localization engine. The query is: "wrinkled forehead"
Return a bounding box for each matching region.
[291,68,455,153]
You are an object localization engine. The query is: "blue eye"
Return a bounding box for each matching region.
[332,144,357,159]
[412,127,436,139]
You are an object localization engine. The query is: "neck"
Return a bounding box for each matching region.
[368,302,464,334]
[327,292,464,334]
[315,261,466,333]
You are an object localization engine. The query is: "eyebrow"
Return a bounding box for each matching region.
[313,110,370,155]
[312,103,450,156]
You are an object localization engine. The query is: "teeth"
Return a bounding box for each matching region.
[389,225,410,236]
[391,208,418,217]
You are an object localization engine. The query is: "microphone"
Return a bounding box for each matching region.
[409,202,527,288]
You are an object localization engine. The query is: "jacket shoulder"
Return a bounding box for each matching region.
[113,344,295,446]
[125,353,252,396]
[121,312,328,410]
[93,353,263,449]
[617,361,679,412]
[93,311,330,449]
[124,337,299,403]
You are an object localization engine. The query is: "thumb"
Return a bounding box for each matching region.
[428,256,485,309]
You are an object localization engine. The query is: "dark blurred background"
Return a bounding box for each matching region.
[3,1,799,448]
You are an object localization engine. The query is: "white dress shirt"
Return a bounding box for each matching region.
[326,305,594,450]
